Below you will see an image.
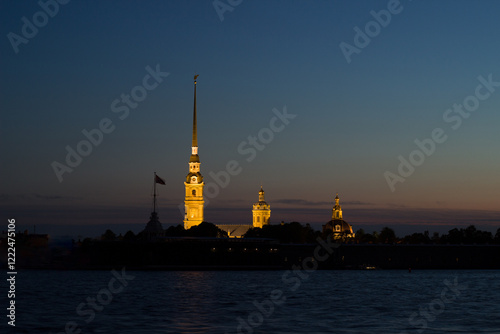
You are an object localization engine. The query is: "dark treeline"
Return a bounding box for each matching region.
[7,223,500,270]
[245,223,500,245]
[98,222,228,243]
[244,222,319,243]
[95,223,500,245]
[355,225,500,245]
[72,223,500,270]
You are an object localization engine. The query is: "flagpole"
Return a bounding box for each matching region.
[153,172,157,213]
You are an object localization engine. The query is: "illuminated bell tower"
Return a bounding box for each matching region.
[184,75,204,229]
[252,186,271,228]
[332,193,343,220]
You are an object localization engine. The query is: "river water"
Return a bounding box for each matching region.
[6,269,500,333]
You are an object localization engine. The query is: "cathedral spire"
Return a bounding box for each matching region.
[192,74,198,149]
[184,74,204,230]
[190,75,200,161]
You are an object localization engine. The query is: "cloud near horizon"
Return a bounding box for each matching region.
[0,193,83,202]
[273,198,372,206]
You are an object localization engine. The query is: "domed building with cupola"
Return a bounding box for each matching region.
[322,194,355,240]
[252,186,271,228]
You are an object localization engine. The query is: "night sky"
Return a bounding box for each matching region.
[1,0,499,238]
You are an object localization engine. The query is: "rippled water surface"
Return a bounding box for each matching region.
[8,270,500,333]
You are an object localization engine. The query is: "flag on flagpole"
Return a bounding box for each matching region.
[155,174,166,185]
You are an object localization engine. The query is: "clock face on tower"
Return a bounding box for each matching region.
[191,176,197,183]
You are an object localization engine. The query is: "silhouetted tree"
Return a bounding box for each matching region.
[378,227,397,244]
[123,230,136,241]
[354,229,378,244]
[101,229,116,241]
[81,237,93,250]
[284,222,309,243]
[464,225,478,244]
[244,222,319,243]
[305,223,320,242]
[495,228,500,244]
[442,228,463,244]
[355,228,365,238]
[186,222,228,238]
[354,229,367,243]
[164,224,187,237]
[244,227,262,238]
[440,225,493,244]
[431,232,440,244]
[470,227,493,244]
[402,232,431,244]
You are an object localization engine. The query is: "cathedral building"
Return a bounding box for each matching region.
[322,194,355,240]
[181,75,272,236]
[184,75,205,230]
[252,186,271,228]
[143,76,357,242]
[217,187,272,237]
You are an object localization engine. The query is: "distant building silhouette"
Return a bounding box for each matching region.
[0,229,49,247]
[144,211,164,240]
[322,194,355,240]
[143,173,165,240]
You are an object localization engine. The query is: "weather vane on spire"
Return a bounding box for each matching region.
[194,74,199,82]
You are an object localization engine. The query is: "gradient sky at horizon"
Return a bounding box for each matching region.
[1,0,499,237]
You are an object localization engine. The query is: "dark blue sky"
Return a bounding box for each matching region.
[1,0,500,237]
